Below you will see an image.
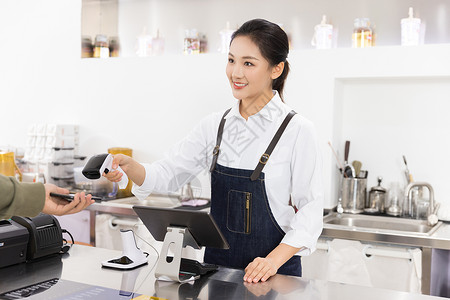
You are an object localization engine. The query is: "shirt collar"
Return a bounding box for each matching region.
[225,91,285,122]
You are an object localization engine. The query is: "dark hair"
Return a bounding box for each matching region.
[231,19,290,101]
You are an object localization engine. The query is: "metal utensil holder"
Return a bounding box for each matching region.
[340,177,367,214]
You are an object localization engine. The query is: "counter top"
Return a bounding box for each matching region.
[322,216,450,250]
[89,196,450,250]
[0,245,445,300]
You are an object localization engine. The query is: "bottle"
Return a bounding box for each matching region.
[401,7,421,46]
[352,18,373,48]
[152,29,165,56]
[219,21,234,54]
[93,34,109,58]
[81,36,93,58]
[311,15,333,49]
[136,27,152,57]
[183,29,200,55]
[109,37,120,57]
[199,33,208,53]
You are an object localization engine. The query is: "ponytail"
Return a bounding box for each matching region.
[272,60,290,102]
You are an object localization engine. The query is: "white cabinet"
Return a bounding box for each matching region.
[302,238,422,293]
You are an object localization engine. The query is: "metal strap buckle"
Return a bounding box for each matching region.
[259,153,270,164]
[213,146,220,156]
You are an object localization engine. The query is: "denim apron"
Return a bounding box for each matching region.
[204,109,302,277]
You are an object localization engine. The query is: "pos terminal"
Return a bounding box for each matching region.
[133,206,229,282]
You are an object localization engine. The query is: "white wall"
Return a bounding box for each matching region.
[1,0,450,208]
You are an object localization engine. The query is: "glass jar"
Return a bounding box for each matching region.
[93,34,109,58]
[386,182,403,216]
[352,18,373,48]
[367,177,386,213]
[199,33,208,53]
[312,15,333,50]
[109,37,120,57]
[401,7,421,46]
[81,36,93,58]
[183,29,200,55]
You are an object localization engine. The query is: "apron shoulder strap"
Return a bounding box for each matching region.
[250,110,297,181]
[210,108,232,172]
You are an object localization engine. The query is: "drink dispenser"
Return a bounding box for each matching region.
[366,177,387,214]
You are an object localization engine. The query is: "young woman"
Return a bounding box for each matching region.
[105,19,323,283]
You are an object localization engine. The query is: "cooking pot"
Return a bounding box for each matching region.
[0,152,22,181]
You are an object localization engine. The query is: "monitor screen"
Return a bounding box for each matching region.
[133,206,229,249]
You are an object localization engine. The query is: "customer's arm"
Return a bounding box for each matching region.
[0,174,94,219]
[0,174,45,219]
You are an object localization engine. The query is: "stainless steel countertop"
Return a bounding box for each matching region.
[0,245,444,299]
[88,196,450,250]
[322,215,450,250]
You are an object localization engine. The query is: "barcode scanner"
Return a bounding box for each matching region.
[82,153,129,189]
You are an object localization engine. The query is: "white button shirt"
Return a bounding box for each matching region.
[133,92,324,256]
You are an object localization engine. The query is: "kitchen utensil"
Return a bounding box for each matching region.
[352,160,362,178]
[402,155,413,184]
[343,141,355,178]
[0,152,22,181]
[367,176,387,213]
[341,177,367,214]
[328,141,346,177]
[82,154,128,189]
[359,170,368,179]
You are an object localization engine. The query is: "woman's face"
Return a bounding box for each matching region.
[226,36,275,103]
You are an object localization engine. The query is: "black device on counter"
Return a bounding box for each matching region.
[0,220,29,268]
[179,258,218,275]
[133,206,229,249]
[0,255,62,299]
[11,214,64,261]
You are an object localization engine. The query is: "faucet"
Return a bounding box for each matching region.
[404,182,435,223]
[179,182,194,201]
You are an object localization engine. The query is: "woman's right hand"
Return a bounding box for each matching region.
[102,154,146,186]
[103,154,131,183]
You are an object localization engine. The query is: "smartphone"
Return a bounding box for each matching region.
[49,192,102,202]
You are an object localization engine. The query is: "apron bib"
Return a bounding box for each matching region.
[204,109,301,277]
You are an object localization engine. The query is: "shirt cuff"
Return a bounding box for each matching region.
[281,229,317,256]
[131,163,155,200]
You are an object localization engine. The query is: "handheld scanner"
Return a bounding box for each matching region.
[82,153,129,189]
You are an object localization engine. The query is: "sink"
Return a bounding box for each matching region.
[108,195,180,208]
[323,213,442,236]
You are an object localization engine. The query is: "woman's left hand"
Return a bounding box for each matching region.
[244,257,278,283]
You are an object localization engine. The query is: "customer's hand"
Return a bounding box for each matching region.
[102,154,132,183]
[42,184,94,216]
[244,257,278,283]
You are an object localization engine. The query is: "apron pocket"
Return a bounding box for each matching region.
[227,190,251,234]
